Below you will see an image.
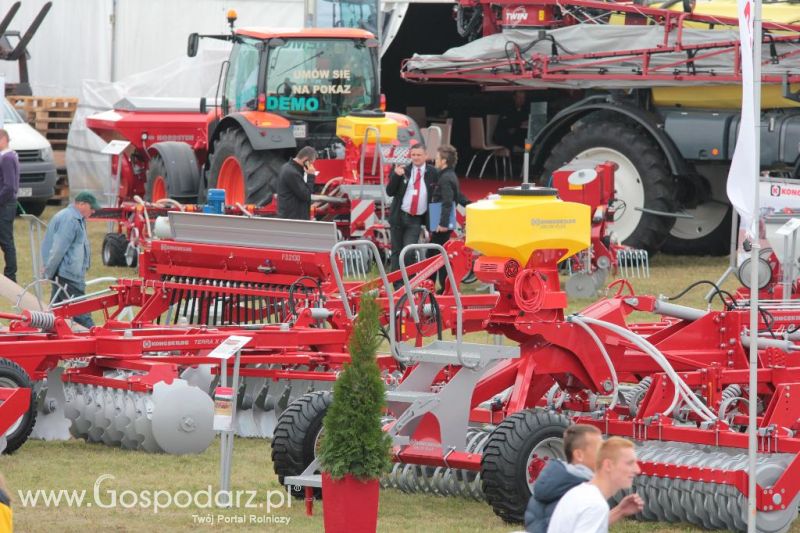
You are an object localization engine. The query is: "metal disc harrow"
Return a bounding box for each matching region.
[62,378,214,454]
[381,426,492,500]
[612,441,799,533]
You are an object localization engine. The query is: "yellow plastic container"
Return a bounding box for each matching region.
[336,114,398,145]
[465,186,590,265]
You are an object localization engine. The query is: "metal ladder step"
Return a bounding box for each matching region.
[398,340,520,366]
[284,474,322,489]
[386,390,438,403]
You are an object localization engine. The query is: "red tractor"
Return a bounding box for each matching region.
[87,11,419,266]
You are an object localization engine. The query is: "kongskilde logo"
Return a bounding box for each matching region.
[770,184,800,197]
[505,6,529,25]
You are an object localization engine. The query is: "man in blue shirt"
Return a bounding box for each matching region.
[41,191,99,328]
[0,129,19,282]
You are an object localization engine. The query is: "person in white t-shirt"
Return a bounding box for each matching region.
[547,437,642,533]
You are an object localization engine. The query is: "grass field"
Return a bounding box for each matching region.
[1,206,794,532]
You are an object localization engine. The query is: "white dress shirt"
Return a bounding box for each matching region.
[400,164,428,216]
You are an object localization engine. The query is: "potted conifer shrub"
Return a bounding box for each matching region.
[318,294,392,532]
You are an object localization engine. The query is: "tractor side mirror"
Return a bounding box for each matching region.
[187,33,200,57]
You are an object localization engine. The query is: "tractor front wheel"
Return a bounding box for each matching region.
[207,128,283,206]
[145,152,198,204]
[481,409,570,523]
[271,391,332,498]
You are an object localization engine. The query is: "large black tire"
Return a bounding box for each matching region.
[481,409,570,524]
[271,391,332,498]
[0,358,36,454]
[101,233,128,267]
[145,154,198,204]
[207,128,284,206]
[542,121,676,254]
[661,204,732,256]
[19,200,46,217]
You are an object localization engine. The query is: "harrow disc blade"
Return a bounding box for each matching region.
[180,365,215,393]
[565,272,601,299]
[150,379,214,455]
[30,369,71,441]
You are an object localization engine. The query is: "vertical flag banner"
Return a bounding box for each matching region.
[726,0,757,236]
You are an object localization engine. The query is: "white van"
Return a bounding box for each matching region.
[1,98,57,216]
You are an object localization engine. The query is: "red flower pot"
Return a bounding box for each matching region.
[321,472,380,533]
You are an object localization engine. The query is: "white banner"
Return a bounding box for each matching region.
[726,0,757,236]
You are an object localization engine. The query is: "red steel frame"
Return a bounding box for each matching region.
[401,0,800,88]
[387,240,800,513]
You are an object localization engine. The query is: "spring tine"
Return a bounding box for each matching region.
[164,281,178,324]
[215,281,222,326]
[233,282,239,325]
[197,282,207,325]
[179,279,191,322]
[205,280,214,324]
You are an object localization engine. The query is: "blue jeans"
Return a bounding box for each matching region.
[51,275,95,328]
[0,202,16,282]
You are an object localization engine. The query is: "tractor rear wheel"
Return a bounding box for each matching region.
[542,121,676,254]
[101,233,128,267]
[271,390,332,498]
[0,358,37,454]
[207,128,284,206]
[481,409,570,523]
[145,153,198,204]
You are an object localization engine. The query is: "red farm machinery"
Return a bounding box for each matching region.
[0,211,503,455]
[400,0,800,257]
[276,183,800,533]
[86,12,420,267]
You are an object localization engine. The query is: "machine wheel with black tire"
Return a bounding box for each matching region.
[101,233,128,267]
[19,200,46,218]
[542,121,676,254]
[271,390,332,498]
[0,358,37,454]
[481,409,570,523]
[207,128,284,206]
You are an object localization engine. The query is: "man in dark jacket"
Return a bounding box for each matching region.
[525,424,643,533]
[428,144,460,291]
[386,144,438,273]
[0,129,19,282]
[277,146,317,220]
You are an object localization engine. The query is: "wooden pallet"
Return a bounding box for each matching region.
[9,96,78,150]
[48,150,68,205]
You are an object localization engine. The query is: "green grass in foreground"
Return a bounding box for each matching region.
[1,207,794,531]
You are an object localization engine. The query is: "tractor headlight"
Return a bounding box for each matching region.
[40,145,54,162]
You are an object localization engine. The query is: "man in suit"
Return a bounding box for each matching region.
[277,146,317,220]
[386,144,438,273]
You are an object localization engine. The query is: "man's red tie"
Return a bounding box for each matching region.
[409,168,422,215]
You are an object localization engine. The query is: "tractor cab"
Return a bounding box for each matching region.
[227,28,380,121]
[185,10,414,207]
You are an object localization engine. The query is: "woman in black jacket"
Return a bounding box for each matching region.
[428,144,461,292]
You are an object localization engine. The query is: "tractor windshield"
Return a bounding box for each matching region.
[265,38,377,119]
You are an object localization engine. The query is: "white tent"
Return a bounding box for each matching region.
[0,0,305,96]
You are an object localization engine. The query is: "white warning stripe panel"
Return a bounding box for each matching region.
[350,199,377,236]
